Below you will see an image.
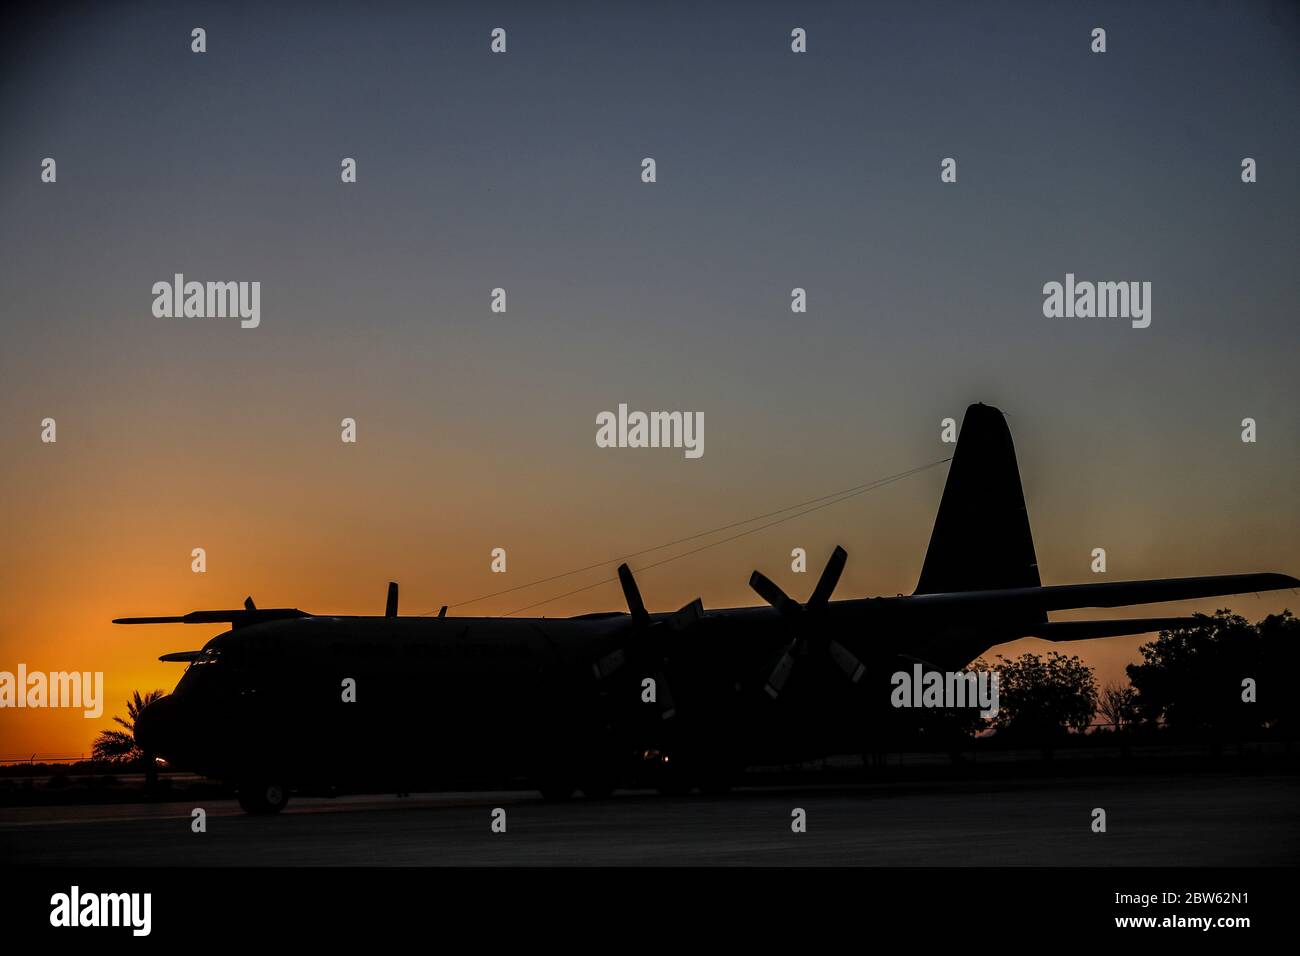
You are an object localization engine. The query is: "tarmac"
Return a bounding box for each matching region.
[3,771,1297,866]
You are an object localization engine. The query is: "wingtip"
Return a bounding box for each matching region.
[1256,572,1300,590]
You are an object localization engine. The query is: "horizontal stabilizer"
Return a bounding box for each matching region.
[901,572,1299,615]
[114,608,309,627]
[1023,617,1200,642]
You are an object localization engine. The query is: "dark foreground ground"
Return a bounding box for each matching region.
[3,771,1297,866]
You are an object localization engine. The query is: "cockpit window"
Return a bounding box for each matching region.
[190,647,222,667]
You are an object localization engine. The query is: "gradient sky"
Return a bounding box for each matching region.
[2,0,1297,757]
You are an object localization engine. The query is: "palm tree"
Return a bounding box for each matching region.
[92,689,165,765]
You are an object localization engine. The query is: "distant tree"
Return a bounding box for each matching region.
[985,652,1097,743]
[92,689,164,764]
[1257,611,1300,734]
[1097,681,1139,731]
[913,695,988,754]
[1127,610,1299,737]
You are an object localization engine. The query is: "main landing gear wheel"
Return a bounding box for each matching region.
[237,780,290,814]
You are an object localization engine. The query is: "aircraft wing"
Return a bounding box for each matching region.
[898,572,1299,615]
[1020,617,1201,642]
[113,608,309,627]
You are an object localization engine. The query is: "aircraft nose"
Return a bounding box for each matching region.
[134,694,183,758]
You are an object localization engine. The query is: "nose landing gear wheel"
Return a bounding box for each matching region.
[237,780,290,814]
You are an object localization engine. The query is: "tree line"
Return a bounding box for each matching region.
[973,610,1298,745]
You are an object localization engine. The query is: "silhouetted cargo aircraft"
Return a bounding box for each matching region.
[124,404,1297,812]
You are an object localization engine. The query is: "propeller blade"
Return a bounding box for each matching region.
[764,649,796,698]
[751,568,810,698]
[593,568,681,722]
[753,548,857,699]
[617,564,650,626]
[158,651,204,663]
[592,647,627,680]
[668,598,704,631]
[385,581,399,617]
[749,571,801,616]
[828,640,866,683]
[592,564,652,680]
[807,545,847,610]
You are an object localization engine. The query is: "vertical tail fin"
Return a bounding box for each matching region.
[915,404,1043,606]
